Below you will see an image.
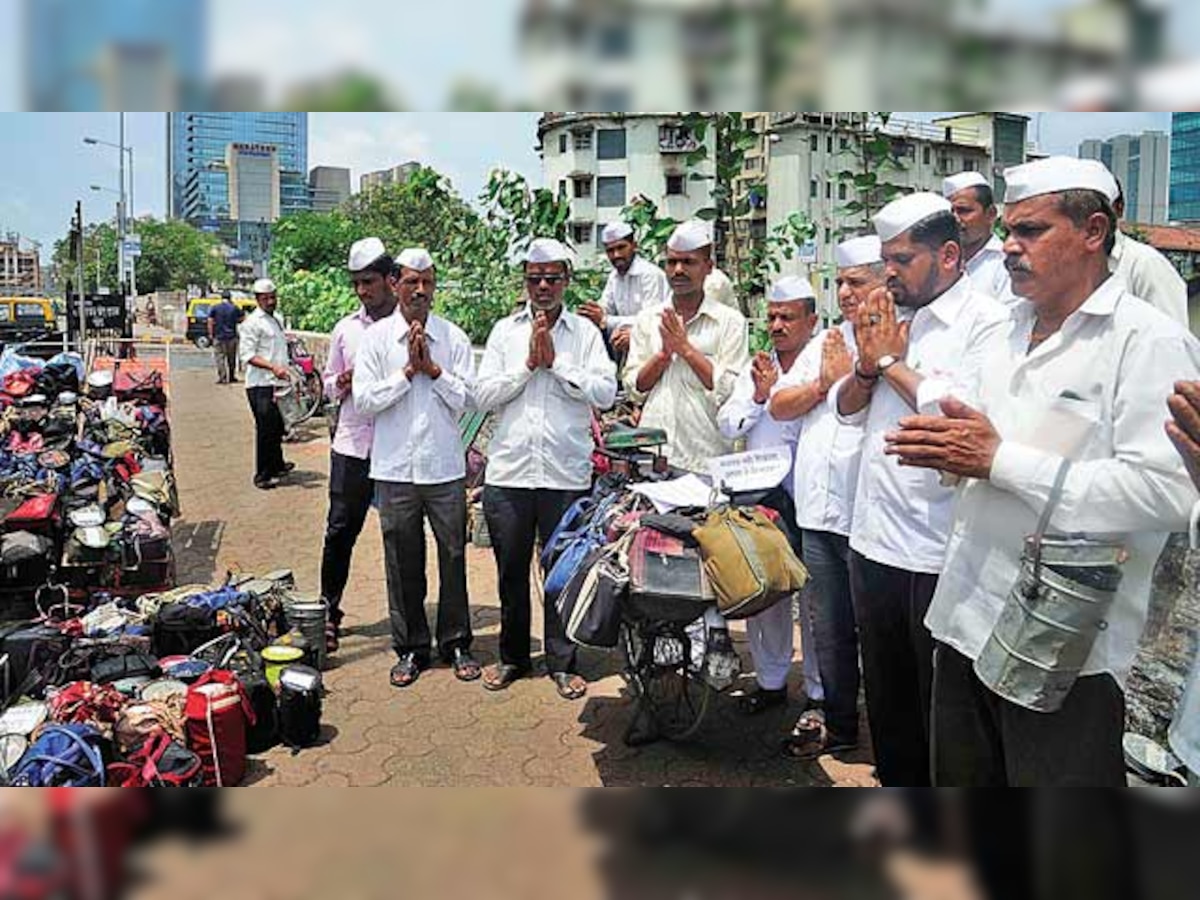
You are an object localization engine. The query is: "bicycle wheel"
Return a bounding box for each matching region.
[621,621,712,745]
[303,372,324,418]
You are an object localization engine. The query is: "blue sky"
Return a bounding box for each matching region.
[0,111,1176,262]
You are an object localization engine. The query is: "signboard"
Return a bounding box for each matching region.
[709,447,793,494]
[66,292,127,333]
[124,233,142,257]
[797,240,818,264]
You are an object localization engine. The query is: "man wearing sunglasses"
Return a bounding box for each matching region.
[475,238,618,702]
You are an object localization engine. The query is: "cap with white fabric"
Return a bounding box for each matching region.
[601,222,634,245]
[396,248,434,272]
[525,237,572,265]
[834,235,882,270]
[767,275,816,303]
[872,193,953,243]
[667,219,713,253]
[1003,156,1119,204]
[942,171,990,199]
[252,277,276,295]
[348,237,387,272]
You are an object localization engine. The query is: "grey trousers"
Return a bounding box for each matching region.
[214,338,238,382]
[376,478,472,661]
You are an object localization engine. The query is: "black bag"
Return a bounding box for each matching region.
[277,666,322,749]
[0,531,54,586]
[0,623,73,698]
[153,603,222,658]
[90,650,161,685]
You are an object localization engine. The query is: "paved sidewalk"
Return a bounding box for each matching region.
[168,348,877,787]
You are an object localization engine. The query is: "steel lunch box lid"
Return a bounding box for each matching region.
[139,678,189,702]
[112,675,153,696]
[279,665,321,692]
[262,645,305,663]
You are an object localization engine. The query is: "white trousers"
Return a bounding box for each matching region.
[746,590,824,698]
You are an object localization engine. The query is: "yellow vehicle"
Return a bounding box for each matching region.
[186,296,258,349]
[0,296,58,356]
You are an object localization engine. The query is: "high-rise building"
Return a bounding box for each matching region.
[24,0,206,110]
[1170,113,1200,224]
[1080,131,1170,224]
[538,113,716,266]
[310,167,352,213]
[359,162,422,195]
[166,113,309,261]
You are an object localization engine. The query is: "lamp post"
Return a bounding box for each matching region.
[89,184,121,291]
[83,114,136,300]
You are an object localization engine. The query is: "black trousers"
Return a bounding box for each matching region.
[319,452,373,628]
[848,550,938,787]
[931,642,1127,787]
[483,485,585,674]
[246,386,286,481]
[377,479,472,662]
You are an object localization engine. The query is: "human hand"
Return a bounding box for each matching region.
[537,313,555,368]
[884,397,1001,480]
[819,330,853,392]
[750,352,778,404]
[855,287,909,377]
[579,302,606,330]
[336,369,354,394]
[659,309,689,358]
[611,326,632,354]
[1167,380,1200,493]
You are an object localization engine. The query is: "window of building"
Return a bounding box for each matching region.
[559,134,568,154]
[573,177,592,199]
[810,178,819,198]
[596,224,608,247]
[665,174,685,196]
[810,134,819,152]
[745,156,763,171]
[558,179,568,199]
[963,159,976,172]
[596,176,626,207]
[840,136,849,150]
[923,145,931,165]
[825,181,832,200]
[597,128,627,160]
[826,135,834,154]
[573,130,593,152]
[571,224,592,246]
[838,182,848,200]
[597,23,631,59]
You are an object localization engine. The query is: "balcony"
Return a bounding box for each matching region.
[659,125,700,154]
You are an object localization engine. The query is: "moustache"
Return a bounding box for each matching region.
[1005,258,1033,274]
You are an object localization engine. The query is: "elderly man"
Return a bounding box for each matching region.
[475,238,617,701]
[772,236,881,759]
[317,237,397,655]
[888,157,1200,786]
[578,221,669,358]
[355,247,479,688]
[1166,381,1200,784]
[943,172,1012,303]
[717,275,825,718]
[835,193,1008,786]
[239,277,295,490]
[626,220,750,473]
[1110,182,1189,326]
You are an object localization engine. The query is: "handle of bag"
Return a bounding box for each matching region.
[25,726,105,786]
[1029,458,1073,586]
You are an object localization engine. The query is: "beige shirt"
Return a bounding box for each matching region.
[625,297,750,473]
[1110,230,1188,327]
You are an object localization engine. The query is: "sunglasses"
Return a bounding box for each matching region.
[525,274,566,286]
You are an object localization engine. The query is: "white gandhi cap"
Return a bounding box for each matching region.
[396,248,434,272]
[667,219,713,252]
[348,237,386,272]
[252,278,276,294]
[1003,156,1120,204]
[767,275,816,303]
[526,238,573,265]
[834,235,882,269]
[872,193,953,243]
[601,222,634,245]
[942,171,990,199]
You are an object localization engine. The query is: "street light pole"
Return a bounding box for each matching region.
[118,112,126,302]
[83,130,137,299]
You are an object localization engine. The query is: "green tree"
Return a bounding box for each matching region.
[832,113,907,237]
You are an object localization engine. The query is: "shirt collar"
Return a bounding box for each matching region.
[1110,229,1128,262]
[1075,273,1124,317]
[921,274,972,327]
[515,304,575,333]
[395,313,444,342]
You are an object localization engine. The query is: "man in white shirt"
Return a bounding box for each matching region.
[318,237,397,655]
[943,172,1012,303]
[889,157,1200,786]
[772,236,881,760]
[354,247,479,689]
[578,221,669,358]
[717,276,825,718]
[239,277,295,490]
[625,220,751,473]
[835,193,1008,786]
[475,238,617,701]
[1110,183,1189,326]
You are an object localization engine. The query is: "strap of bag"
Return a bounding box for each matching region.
[1029,458,1073,585]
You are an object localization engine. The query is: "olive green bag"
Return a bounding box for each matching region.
[693,506,808,620]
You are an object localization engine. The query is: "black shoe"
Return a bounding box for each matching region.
[271,462,297,477]
[736,686,788,716]
[253,476,277,490]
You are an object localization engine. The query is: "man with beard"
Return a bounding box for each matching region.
[834,193,1008,786]
[475,238,617,701]
[578,221,669,359]
[943,172,1012,303]
[889,158,1200,786]
[317,237,398,654]
[354,247,480,688]
[717,276,826,718]
[625,219,750,473]
[239,278,295,490]
[774,236,881,760]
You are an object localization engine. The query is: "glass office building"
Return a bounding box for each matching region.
[1170,113,1200,223]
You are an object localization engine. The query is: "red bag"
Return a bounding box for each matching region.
[2,369,38,398]
[3,492,57,531]
[109,729,203,788]
[185,670,255,787]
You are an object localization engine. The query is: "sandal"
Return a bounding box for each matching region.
[482,663,529,692]
[781,709,857,760]
[325,622,340,655]
[450,648,481,682]
[389,653,423,688]
[736,686,788,716]
[551,672,587,702]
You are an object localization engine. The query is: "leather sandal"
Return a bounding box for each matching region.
[551,672,587,702]
[450,647,481,682]
[482,663,529,692]
[389,653,423,688]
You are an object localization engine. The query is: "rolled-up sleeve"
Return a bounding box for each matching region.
[322,322,346,400]
[709,314,750,408]
[717,367,762,439]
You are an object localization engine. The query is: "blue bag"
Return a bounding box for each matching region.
[10,723,107,786]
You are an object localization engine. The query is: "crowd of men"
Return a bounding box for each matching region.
[237,154,1200,787]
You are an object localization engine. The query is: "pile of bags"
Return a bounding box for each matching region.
[0,571,325,787]
[545,475,809,657]
[0,351,178,608]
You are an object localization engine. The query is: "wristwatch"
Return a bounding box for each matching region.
[877,354,900,373]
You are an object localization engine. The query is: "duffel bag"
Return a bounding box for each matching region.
[561,531,633,649]
[153,602,222,658]
[185,670,255,787]
[0,530,55,586]
[692,506,809,620]
[192,633,277,753]
[10,723,107,787]
[0,621,72,698]
[2,492,57,534]
[108,729,202,788]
